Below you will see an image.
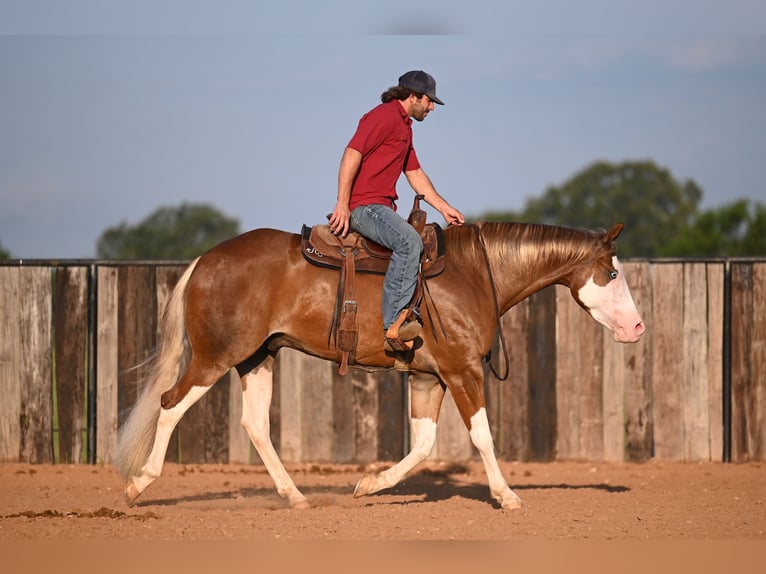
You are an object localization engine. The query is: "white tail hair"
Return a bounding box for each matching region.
[112,257,200,478]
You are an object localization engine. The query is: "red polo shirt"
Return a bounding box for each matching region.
[346,100,421,211]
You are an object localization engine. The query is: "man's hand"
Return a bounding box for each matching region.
[329,203,351,237]
[441,205,465,226]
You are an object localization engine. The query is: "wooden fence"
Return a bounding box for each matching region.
[0,260,764,466]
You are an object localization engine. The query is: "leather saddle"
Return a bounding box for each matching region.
[300,195,446,374]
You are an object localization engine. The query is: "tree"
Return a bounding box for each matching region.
[97,203,240,260]
[661,200,766,257]
[481,160,704,257]
[0,240,9,260]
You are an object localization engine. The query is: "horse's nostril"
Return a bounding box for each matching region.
[635,321,646,336]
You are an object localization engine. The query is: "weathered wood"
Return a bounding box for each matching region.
[176,372,229,463]
[330,368,355,462]
[486,301,530,461]
[376,370,404,461]
[117,266,157,431]
[432,389,474,461]
[0,268,22,462]
[18,267,53,463]
[651,263,685,460]
[751,263,766,461]
[526,287,557,461]
[54,266,88,463]
[602,329,626,461]
[299,356,334,462]
[620,261,653,462]
[96,266,119,464]
[556,285,604,460]
[351,369,378,462]
[683,263,712,460]
[276,348,304,462]
[228,369,252,464]
[730,263,753,462]
[732,262,766,462]
[707,263,724,461]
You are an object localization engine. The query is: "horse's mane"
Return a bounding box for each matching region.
[444,222,607,270]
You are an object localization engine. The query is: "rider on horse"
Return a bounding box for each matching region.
[328,70,464,351]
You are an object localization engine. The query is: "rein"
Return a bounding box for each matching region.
[477,226,511,382]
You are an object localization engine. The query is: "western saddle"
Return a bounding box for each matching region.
[301,195,445,375]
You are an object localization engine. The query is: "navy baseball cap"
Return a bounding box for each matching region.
[398,70,444,105]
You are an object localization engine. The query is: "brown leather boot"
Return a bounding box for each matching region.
[384,321,422,352]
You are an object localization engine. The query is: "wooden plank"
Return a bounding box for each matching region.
[330,368,354,462]
[117,266,157,430]
[276,348,303,462]
[555,285,581,460]
[377,370,404,462]
[18,267,53,463]
[683,263,711,460]
[621,262,653,462]
[299,355,333,461]
[432,389,473,462]
[730,263,752,462]
[96,266,120,464]
[0,268,22,462]
[177,372,229,463]
[602,331,626,461]
[706,263,724,461]
[351,369,378,463]
[556,285,604,460]
[750,263,766,460]
[486,301,530,461]
[526,286,557,461]
[54,266,88,464]
[228,369,252,464]
[651,263,685,460]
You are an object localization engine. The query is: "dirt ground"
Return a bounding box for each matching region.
[1,460,765,572]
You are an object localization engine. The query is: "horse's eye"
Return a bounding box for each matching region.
[609,269,619,280]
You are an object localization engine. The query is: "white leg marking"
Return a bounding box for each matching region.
[240,367,309,508]
[130,385,211,496]
[354,417,437,496]
[469,408,523,510]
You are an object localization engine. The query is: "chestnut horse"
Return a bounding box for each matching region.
[114,221,644,510]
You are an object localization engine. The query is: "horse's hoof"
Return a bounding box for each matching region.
[289,497,311,510]
[500,496,523,510]
[124,480,141,507]
[353,474,377,498]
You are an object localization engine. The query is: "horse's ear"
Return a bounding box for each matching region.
[605,223,624,242]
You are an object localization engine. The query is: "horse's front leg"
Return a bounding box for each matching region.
[353,372,445,498]
[448,367,523,510]
[240,359,309,509]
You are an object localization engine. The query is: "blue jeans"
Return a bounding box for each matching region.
[350,204,423,329]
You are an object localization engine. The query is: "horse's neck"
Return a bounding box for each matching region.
[477,222,586,312]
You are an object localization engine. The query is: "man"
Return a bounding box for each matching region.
[329,70,464,351]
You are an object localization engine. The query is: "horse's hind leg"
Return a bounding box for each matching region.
[354,372,445,498]
[240,358,310,509]
[125,382,213,505]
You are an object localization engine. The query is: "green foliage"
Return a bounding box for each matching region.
[661,200,766,257]
[479,160,764,257]
[0,241,9,260]
[96,203,240,260]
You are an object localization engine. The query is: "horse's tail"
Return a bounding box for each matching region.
[113,256,201,479]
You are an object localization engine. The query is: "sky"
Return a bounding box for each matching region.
[1,1,765,259]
